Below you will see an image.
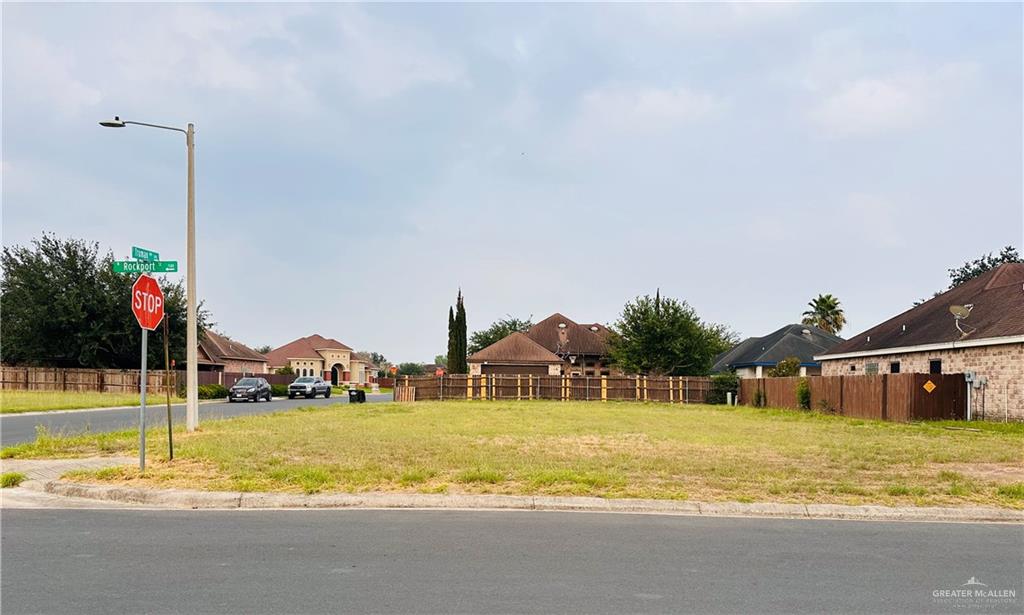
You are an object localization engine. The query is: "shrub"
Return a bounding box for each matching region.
[197,384,228,399]
[796,378,811,410]
[1,472,26,488]
[275,366,294,376]
[767,356,801,377]
[753,389,766,408]
[271,384,288,397]
[707,372,739,405]
[817,399,836,414]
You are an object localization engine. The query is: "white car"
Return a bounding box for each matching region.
[287,376,331,399]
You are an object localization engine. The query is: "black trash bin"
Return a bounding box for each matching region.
[348,388,366,403]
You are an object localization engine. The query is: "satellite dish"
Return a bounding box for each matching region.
[949,305,973,319]
[950,304,976,338]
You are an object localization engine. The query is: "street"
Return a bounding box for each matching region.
[0,394,392,447]
[1,509,1020,614]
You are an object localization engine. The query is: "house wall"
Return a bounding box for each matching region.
[222,359,267,374]
[288,358,323,378]
[821,342,1024,420]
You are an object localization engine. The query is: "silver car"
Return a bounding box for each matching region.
[287,376,332,399]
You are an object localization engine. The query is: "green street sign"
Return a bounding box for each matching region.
[112,260,178,273]
[132,246,159,262]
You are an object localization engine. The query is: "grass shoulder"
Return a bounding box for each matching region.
[1,390,184,414]
[3,400,1022,508]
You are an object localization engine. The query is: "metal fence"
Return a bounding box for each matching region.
[393,374,712,403]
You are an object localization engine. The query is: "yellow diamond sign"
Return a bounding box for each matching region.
[923,380,937,394]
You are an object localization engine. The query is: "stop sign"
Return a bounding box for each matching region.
[131,274,165,331]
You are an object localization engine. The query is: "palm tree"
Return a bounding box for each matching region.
[802,294,846,334]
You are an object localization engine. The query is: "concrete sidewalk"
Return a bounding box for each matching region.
[5,457,1022,523]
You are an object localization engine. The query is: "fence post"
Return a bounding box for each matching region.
[880,373,888,421]
[838,375,844,414]
[528,374,534,400]
[601,376,608,401]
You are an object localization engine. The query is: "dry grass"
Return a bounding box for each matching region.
[0,390,183,414]
[5,400,1023,507]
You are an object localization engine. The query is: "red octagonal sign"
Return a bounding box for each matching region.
[131,274,165,331]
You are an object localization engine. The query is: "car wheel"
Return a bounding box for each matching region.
[265,392,272,402]
[288,393,295,399]
[305,393,314,399]
[325,389,331,398]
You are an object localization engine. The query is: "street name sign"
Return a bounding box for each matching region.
[113,260,178,273]
[132,274,165,331]
[132,246,159,261]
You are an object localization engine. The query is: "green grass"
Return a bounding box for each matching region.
[1,390,183,414]
[1,472,27,488]
[3,400,1022,507]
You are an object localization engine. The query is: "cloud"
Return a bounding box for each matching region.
[571,84,724,140]
[3,34,102,117]
[809,63,978,138]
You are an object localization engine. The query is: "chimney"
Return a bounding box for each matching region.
[558,323,569,346]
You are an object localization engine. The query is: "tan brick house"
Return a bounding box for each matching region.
[816,263,1024,420]
[265,334,370,385]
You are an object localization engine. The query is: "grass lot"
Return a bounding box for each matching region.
[0,390,184,414]
[3,400,1022,508]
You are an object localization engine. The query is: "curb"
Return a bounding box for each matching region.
[26,480,1024,523]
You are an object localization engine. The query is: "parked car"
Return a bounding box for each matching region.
[228,377,272,403]
[288,376,332,399]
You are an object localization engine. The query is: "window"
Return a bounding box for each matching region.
[890,362,901,374]
[865,363,879,375]
[849,365,857,372]
[929,359,942,374]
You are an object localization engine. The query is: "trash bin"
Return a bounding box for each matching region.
[348,388,366,403]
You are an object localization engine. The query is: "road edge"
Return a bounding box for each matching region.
[22,479,1024,523]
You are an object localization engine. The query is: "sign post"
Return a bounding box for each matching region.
[132,274,165,471]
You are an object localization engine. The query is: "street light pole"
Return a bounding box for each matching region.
[100,116,200,431]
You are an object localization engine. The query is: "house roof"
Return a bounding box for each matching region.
[199,331,267,365]
[819,263,1024,358]
[468,332,563,364]
[264,334,352,366]
[712,324,844,372]
[525,313,610,356]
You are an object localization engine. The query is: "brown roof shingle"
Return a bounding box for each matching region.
[264,334,353,367]
[199,331,267,364]
[468,332,563,364]
[821,263,1024,357]
[526,313,610,356]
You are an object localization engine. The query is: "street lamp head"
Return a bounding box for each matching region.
[99,116,126,128]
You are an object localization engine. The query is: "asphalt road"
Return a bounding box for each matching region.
[0,394,392,447]
[2,510,1020,614]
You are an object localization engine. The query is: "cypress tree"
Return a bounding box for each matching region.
[447,305,456,373]
[454,290,468,373]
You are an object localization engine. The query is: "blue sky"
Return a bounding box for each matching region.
[3,3,1022,362]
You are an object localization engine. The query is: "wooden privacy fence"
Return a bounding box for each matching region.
[1,365,175,395]
[393,374,712,403]
[738,374,967,422]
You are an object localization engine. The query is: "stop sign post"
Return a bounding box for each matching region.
[132,274,164,471]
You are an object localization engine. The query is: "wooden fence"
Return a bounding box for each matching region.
[738,374,967,422]
[393,374,712,403]
[1,365,176,395]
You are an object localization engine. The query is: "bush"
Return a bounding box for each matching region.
[707,372,739,404]
[198,384,228,399]
[767,356,801,377]
[271,384,288,397]
[1,472,26,488]
[753,389,766,408]
[796,377,811,410]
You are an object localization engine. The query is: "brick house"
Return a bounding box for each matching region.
[195,330,268,374]
[815,263,1024,420]
[712,324,844,378]
[468,313,619,376]
[264,334,376,385]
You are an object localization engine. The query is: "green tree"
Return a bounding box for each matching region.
[446,290,468,374]
[767,356,801,377]
[947,246,1021,288]
[254,345,272,355]
[434,354,448,368]
[801,294,846,335]
[609,290,735,376]
[1,234,210,369]
[397,362,425,376]
[468,315,533,354]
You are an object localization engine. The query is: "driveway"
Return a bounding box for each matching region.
[0,394,392,447]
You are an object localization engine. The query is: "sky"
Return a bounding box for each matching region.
[3,2,1022,363]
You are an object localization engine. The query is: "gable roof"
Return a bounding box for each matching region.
[199,331,267,365]
[468,332,563,364]
[819,263,1024,359]
[264,334,352,366]
[713,324,844,372]
[526,313,610,356]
